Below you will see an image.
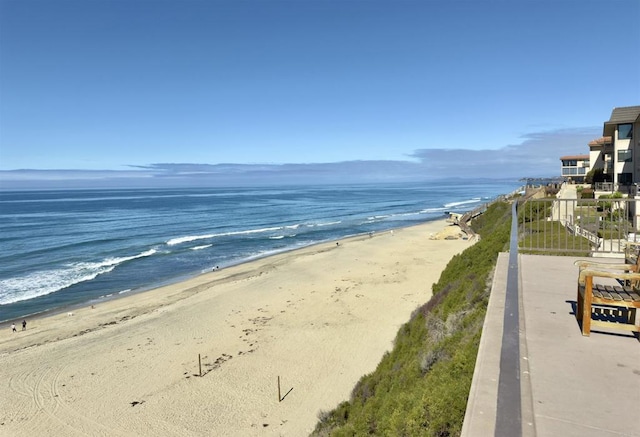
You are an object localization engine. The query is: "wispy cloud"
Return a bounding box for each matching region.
[408,127,600,178]
[0,127,601,189]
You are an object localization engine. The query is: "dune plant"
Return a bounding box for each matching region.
[312,201,512,436]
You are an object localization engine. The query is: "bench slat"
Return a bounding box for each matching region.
[600,288,613,300]
[612,286,633,302]
[577,266,640,336]
[604,285,624,301]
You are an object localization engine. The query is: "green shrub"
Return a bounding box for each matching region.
[580,188,595,199]
[519,219,591,256]
[598,191,624,199]
[312,201,512,436]
[517,201,550,223]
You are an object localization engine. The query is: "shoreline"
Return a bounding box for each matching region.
[0,217,456,326]
[0,218,472,436]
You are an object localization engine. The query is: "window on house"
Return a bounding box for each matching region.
[618,124,633,139]
[618,173,633,185]
[617,149,632,162]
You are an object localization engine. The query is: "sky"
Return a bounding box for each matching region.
[1,0,639,188]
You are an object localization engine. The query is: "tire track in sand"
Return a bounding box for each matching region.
[8,364,125,436]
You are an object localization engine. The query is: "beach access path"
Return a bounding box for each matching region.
[0,219,470,436]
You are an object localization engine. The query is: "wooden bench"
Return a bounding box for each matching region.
[575,261,640,337]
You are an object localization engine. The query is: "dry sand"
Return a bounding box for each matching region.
[0,220,472,436]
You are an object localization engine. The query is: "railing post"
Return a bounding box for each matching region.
[520,196,635,256]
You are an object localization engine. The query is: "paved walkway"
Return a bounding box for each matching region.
[550,183,577,224]
[463,253,640,437]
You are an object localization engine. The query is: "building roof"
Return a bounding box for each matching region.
[560,155,589,161]
[603,105,640,136]
[607,106,640,124]
[588,136,612,146]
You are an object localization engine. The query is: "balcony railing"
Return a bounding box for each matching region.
[594,183,639,197]
[518,197,639,256]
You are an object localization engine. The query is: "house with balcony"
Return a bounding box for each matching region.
[560,154,590,182]
[579,105,640,226]
[603,105,640,187]
[587,136,613,184]
[577,106,640,193]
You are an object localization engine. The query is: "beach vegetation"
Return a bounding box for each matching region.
[579,188,595,199]
[312,201,512,436]
[517,194,632,256]
[518,220,591,256]
[517,199,592,256]
[517,199,551,223]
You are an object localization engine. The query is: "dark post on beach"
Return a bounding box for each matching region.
[276,376,293,402]
[198,354,202,377]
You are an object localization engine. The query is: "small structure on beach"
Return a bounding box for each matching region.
[446,212,463,225]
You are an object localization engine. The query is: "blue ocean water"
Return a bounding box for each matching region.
[0,180,520,322]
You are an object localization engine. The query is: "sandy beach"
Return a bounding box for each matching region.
[0,219,472,436]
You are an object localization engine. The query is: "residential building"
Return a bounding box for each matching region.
[603,106,640,187]
[581,106,640,191]
[587,136,613,181]
[560,154,590,182]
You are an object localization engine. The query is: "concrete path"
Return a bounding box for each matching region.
[463,254,640,436]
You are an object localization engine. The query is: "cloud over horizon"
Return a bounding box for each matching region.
[409,127,600,178]
[0,127,601,189]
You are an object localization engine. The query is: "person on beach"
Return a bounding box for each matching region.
[22,320,27,331]
[11,323,16,332]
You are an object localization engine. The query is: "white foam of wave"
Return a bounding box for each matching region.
[0,249,158,305]
[420,207,448,214]
[166,226,284,246]
[269,236,285,240]
[364,209,438,224]
[316,220,341,227]
[367,214,391,221]
[191,244,212,251]
[118,289,132,294]
[302,220,342,228]
[444,198,482,209]
[167,234,215,246]
[393,211,423,218]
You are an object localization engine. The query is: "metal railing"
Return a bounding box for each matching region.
[518,197,639,256]
[593,183,638,197]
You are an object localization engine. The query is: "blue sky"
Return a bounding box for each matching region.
[1,0,639,187]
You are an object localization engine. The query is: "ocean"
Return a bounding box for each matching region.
[0,180,520,322]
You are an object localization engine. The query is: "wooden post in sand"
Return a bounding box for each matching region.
[198,354,202,377]
[277,376,293,402]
